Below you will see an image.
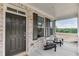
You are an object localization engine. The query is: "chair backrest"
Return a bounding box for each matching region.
[54,37,58,41]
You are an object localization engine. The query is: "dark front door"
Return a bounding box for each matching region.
[5,12,26,56]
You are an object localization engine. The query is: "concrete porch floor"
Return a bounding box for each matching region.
[15,42,78,56]
[14,51,27,56]
[30,42,78,56]
[0,42,3,56]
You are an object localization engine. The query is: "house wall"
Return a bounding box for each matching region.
[0,3,54,55]
[0,4,3,43]
[26,5,54,55]
[0,4,4,56]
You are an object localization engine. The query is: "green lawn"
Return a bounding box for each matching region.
[56,28,77,33]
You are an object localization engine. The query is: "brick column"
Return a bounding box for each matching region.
[26,7,33,55]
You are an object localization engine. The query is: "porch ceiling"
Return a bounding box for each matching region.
[26,3,78,20]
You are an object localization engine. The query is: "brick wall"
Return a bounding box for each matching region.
[0,4,3,43]
[26,6,47,55]
[0,3,53,55]
[0,4,4,56]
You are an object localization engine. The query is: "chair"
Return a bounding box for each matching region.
[43,40,57,52]
[53,37,63,47]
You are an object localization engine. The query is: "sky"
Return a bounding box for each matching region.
[56,18,77,28]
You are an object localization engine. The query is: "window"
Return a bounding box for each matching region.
[33,13,44,40]
[45,18,54,37]
[50,21,53,35]
[45,18,50,37]
[37,16,44,27]
[37,28,44,37]
[7,7,26,15]
[7,7,17,13]
[37,16,44,38]
[18,11,25,15]
[45,18,50,27]
[50,28,53,35]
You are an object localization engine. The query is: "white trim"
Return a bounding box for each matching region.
[6,4,26,12]
[4,4,28,56]
[3,4,6,56]
[6,11,26,17]
[5,4,27,17]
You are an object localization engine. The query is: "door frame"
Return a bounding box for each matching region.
[3,4,28,56]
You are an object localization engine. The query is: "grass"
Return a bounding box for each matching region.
[56,28,77,33]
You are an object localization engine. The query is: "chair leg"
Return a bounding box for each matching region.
[54,45,56,52]
[60,42,61,47]
[62,42,63,45]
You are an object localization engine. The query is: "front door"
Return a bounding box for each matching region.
[5,12,26,56]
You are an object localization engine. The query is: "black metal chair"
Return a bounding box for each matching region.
[43,40,57,52]
[53,37,63,47]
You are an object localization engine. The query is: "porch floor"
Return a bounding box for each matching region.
[14,42,78,56]
[30,42,78,56]
[0,42,3,56]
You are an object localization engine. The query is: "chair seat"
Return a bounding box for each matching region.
[43,42,56,51]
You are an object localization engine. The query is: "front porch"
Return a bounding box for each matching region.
[14,39,77,56]
[0,3,78,56]
[14,33,78,56]
[30,42,77,56]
